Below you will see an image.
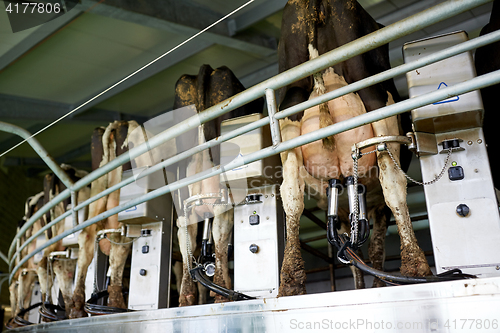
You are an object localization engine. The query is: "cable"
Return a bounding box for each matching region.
[331,234,476,285]
[190,266,255,301]
[0,0,256,158]
[84,289,133,316]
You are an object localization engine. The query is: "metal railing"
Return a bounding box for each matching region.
[5,0,499,284]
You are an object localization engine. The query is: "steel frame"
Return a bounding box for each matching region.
[3,0,500,286]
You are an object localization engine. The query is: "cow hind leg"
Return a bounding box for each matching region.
[70,225,96,318]
[9,281,18,318]
[37,258,52,304]
[107,234,132,309]
[52,259,77,317]
[211,207,234,303]
[372,113,431,277]
[177,216,198,306]
[278,120,306,297]
[368,207,388,288]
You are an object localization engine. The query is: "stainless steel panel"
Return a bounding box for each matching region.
[420,128,500,277]
[62,206,87,247]
[220,113,281,187]
[405,31,500,278]
[404,31,484,133]
[10,277,500,333]
[128,218,173,310]
[118,169,172,225]
[233,185,284,298]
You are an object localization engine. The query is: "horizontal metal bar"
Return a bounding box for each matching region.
[8,188,70,260]
[276,27,500,120]
[0,122,74,188]
[9,209,72,270]
[8,0,491,265]
[72,116,271,214]
[10,116,272,271]
[11,68,500,283]
[0,250,8,265]
[59,0,498,196]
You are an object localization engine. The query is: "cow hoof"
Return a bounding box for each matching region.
[69,307,87,319]
[372,277,386,288]
[179,294,196,307]
[107,285,126,309]
[400,248,432,277]
[214,295,230,303]
[278,241,307,297]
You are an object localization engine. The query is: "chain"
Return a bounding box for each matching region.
[387,147,453,186]
[351,151,359,245]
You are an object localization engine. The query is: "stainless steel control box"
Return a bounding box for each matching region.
[128,220,173,310]
[404,31,500,277]
[118,169,172,224]
[404,31,484,133]
[220,113,282,188]
[233,185,285,298]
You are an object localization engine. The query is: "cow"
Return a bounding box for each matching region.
[276,0,431,296]
[475,0,500,194]
[173,64,264,306]
[8,193,44,326]
[38,165,90,318]
[69,121,133,318]
[8,165,90,324]
[69,120,176,318]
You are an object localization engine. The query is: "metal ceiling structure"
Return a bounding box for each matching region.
[0,0,493,172]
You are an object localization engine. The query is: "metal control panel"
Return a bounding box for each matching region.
[62,205,87,247]
[404,31,500,277]
[220,113,282,188]
[128,219,173,310]
[233,185,285,298]
[404,31,484,133]
[118,169,172,225]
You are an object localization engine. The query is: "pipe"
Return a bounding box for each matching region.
[7,0,493,262]
[0,250,8,265]
[0,122,74,189]
[276,27,500,120]
[8,189,70,260]
[9,116,271,265]
[71,191,78,227]
[10,68,500,282]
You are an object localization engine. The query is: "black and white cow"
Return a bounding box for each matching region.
[276,0,430,296]
[173,64,264,306]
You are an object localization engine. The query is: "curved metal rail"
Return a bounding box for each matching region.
[5,0,500,284]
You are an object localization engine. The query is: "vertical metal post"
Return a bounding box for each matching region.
[265,88,281,147]
[71,191,79,227]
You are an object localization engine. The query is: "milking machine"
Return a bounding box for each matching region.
[183,113,284,300]
[327,31,500,284]
[82,168,174,314]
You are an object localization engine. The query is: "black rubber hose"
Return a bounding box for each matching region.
[84,290,132,316]
[190,266,255,301]
[39,302,65,321]
[342,239,476,284]
[12,302,44,326]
